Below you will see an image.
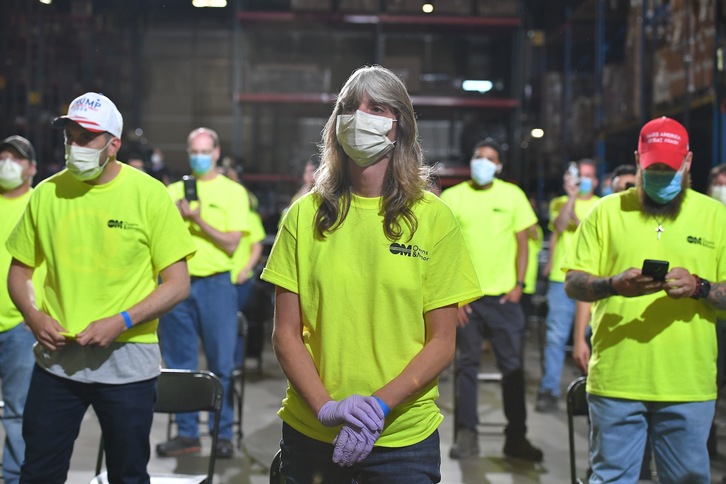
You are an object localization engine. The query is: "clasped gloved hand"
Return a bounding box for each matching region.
[332,423,379,466]
[326,396,391,467]
[317,394,384,433]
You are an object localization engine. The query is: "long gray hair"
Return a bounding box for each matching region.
[313,65,431,240]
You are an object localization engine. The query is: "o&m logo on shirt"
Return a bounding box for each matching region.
[107,219,140,231]
[686,235,715,249]
[389,243,430,261]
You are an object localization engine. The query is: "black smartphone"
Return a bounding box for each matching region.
[182,175,198,201]
[641,259,669,281]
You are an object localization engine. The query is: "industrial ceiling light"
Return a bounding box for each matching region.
[531,128,544,138]
[462,80,493,93]
[38,0,52,4]
[192,0,227,7]
[422,2,434,14]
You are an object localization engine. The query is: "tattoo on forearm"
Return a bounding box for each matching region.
[708,282,726,310]
[565,272,614,302]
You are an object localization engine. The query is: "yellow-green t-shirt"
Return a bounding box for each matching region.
[230,210,266,283]
[524,224,543,295]
[0,190,45,332]
[168,175,250,277]
[563,188,726,401]
[440,179,538,295]
[548,194,600,283]
[261,191,482,447]
[6,166,196,343]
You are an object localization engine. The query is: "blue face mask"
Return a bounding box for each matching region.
[578,177,594,195]
[600,186,613,196]
[642,166,684,204]
[470,158,498,186]
[189,153,212,174]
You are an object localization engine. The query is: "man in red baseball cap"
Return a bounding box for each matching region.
[560,116,726,482]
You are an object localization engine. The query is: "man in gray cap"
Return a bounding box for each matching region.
[0,135,39,484]
[6,93,196,483]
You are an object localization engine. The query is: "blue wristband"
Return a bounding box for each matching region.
[373,396,391,417]
[120,311,132,330]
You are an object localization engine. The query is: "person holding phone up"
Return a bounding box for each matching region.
[563,116,726,483]
[157,127,250,459]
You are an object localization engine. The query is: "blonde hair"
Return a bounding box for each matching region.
[313,65,431,240]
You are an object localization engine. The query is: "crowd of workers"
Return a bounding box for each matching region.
[0,65,725,483]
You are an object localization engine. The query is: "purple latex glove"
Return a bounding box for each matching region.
[332,423,380,466]
[317,395,384,433]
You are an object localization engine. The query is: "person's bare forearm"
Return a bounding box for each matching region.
[124,260,190,326]
[272,287,331,414]
[373,305,456,409]
[565,270,616,302]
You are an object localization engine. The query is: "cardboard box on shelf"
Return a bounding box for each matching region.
[339,0,380,12]
[290,0,333,11]
[382,56,422,93]
[476,0,518,16]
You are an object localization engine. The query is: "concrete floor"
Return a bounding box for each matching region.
[5,325,725,483]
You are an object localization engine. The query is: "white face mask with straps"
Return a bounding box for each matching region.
[0,159,24,190]
[65,138,112,181]
[336,110,396,167]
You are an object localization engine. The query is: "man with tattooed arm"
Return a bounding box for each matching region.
[562,117,726,483]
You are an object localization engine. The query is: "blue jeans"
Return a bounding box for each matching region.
[21,366,156,484]
[588,394,714,483]
[540,281,575,396]
[279,422,441,483]
[0,324,36,484]
[234,279,254,365]
[454,296,528,437]
[159,273,237,440]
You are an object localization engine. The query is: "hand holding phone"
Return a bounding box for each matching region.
[182,175,198,201]
[641,259,669,282]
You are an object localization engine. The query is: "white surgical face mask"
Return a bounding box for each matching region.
[711,185,726,205]
[65,139,112,181]
[0,159,24,190]
[470,157,499,186]
[336,110,396,167]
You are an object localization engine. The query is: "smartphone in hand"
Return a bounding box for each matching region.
[641,259,669,282]
[182,175,198,201]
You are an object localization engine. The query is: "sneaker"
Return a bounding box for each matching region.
[503,436,543,462]
[535,390,559,413]
[449,427,479,459]
[156,436,202,457]
[215,439,235,459]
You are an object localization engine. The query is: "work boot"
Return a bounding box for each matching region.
[156,436,202,457]
[449,427,479,459]
[503,435,543,462]
[535,390,559,413]
[215,439,235,459]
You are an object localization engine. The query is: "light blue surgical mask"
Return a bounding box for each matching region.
[189,153,213,174]
[470,158,499,186]
[600,186,613,196]
[642,164,685,204]
[578,177,594,195]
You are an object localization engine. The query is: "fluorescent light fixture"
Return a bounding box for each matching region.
[192,0,226,7]
[531,128,544,138]
[39,0,52,4]
[462,80,493,93]
[422,3,434,13]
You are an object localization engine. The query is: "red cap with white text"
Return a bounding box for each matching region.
[637,116,689,170]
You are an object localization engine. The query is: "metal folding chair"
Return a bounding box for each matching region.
[567,375,589,484]
[92,369,223,484]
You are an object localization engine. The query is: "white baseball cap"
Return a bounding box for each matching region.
[52,92,123,138]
